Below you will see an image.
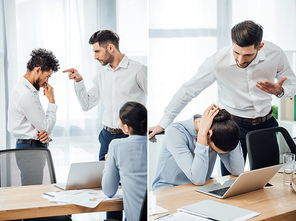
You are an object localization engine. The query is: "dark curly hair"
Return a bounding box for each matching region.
[26,48,60,72]
[89,30,120,50]
[119,101,147,135]
[210,109,240,152]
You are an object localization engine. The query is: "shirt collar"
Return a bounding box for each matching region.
[180,115,200,138]
[229,45,266,67]
[107,54,129,71]
[21,76,37,92]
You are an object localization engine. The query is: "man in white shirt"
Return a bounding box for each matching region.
[63,30,147,162]
[149,20,296,175]
[63,30,147,220]
[8,48,60,184]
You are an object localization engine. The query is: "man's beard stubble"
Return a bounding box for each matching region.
[33,78,40,91]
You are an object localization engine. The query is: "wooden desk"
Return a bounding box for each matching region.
[0,184,123,220]
[151,173,296,220]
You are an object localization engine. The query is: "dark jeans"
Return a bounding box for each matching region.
[98,128,128,221]
[98,128,128,161]
[15,143,47,185]
[221,117,279,176]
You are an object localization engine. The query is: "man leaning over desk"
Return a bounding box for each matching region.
[149,20,296,176]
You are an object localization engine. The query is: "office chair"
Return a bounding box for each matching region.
[246,126,296,170]
[0,148,72,221]
[139,190,147,221]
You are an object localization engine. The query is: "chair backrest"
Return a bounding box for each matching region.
[246,126,296,170]
[149,133,165,190]
[0,148,56,187]
[139,189,147,221]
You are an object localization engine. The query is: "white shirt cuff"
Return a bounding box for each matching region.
[159,116,173,129]
[47,103,58,112]
[74,79,85,90]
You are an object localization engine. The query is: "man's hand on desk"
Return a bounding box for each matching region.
[256,77,287,96]
[148,125,164,141]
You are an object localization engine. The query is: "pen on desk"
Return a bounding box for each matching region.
[181,209,218,221]
[43,192,54,197]
[154,213,172,220]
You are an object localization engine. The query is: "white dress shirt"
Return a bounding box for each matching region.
[159,41,296,129]
[8,77,57,140]
[74,55,147,128]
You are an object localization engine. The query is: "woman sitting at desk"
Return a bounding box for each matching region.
[152,104,244,191]
[102,101,147,221]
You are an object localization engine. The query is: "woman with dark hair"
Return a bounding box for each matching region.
[152,104,244,191]
[102,101,147,221]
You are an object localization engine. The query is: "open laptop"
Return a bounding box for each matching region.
[54,161,105,190]
[195,164,282,199]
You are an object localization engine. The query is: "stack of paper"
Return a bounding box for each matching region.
[43,189,123,208]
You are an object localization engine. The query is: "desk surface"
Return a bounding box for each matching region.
[0,184,123,220]
[151,173,296,221]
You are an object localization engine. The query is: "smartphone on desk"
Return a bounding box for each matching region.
[264,182,274,188]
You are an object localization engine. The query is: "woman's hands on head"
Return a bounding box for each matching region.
[195,104,220,146]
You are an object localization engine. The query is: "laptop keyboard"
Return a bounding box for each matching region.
[209,186,230,196]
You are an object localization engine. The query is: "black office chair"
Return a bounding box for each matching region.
[246,126,296,170]
[139,190,147,221]
[0,148,72,221]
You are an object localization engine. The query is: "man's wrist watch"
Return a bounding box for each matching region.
[276,87,285,98]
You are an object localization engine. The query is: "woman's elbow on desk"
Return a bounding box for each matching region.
[102,178,118,198]
[102,188,117,198]
[191,178,206,186]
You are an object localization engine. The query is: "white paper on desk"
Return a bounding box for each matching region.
[42,194,70,205]
[154,211,209,220]
[179,200,260,221]
[149,191,168,216]
[44,189,107,208]
[149,204,168,216]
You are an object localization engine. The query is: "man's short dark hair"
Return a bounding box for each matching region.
[89,30,120,50]
[231,20,263,49]
[26,48,60,72]
[210,109,240,152]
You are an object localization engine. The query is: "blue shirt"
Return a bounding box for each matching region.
[152,116,244,191]
[102,135,147,221]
